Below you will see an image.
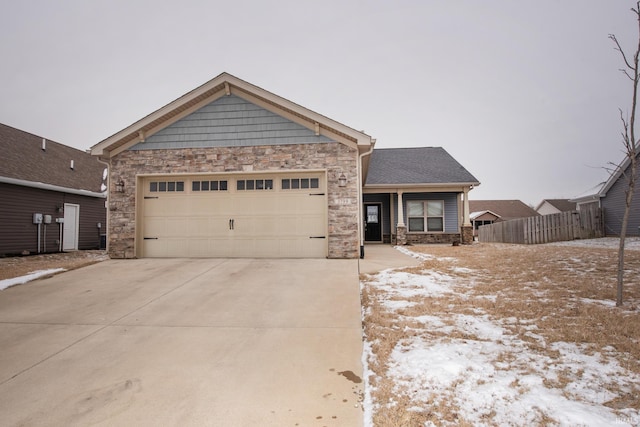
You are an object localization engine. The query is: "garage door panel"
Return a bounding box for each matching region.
[187,217,230,237]
[189,196,233,215]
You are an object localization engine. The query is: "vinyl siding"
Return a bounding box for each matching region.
[0,183,106,255]
[130,95,333,150]
[601,170,640,236]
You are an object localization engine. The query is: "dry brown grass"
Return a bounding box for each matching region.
[0,250,108,281]
[362,242,640,425]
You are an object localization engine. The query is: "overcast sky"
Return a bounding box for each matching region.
[1,1,638,205]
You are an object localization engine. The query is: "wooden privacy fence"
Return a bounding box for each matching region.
[478,208,604,244]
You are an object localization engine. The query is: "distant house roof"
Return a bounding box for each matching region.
[470,210,501,221]
[535,199,576,212]
[469,200,539,221]
[365,147,480,186]
[0,123,105,195]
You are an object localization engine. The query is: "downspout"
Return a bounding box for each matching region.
[97,157,110,252]
[357,140,375,259]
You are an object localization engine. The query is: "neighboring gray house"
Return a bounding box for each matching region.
[572,152,640,236]
[90,73,479,259]
[0,123,107,256]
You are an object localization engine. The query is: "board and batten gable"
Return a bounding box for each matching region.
[107,92,360,259]
[130,95,333,150]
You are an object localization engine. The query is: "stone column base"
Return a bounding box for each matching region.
[397,225,407,245]
[461,225,473,245]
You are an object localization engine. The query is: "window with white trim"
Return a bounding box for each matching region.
[407,200,444,232]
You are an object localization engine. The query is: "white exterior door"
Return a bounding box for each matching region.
[139,173,327,258]
[63,203,79,251]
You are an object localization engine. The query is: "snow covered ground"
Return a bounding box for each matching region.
[361,242,640,426]
[0,268,66,291]
[548,237,640,251]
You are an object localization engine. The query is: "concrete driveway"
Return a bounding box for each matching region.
[0,258,363,426]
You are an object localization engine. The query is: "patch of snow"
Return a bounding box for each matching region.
[454,314,504,341]
[0,268,66,291]
[451,266,474,274]
[548,237,640,250]
[394,245,455,262]
[369,270,457,300]
[579,297,617,308]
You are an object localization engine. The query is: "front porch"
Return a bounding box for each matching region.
[363,189,473,246]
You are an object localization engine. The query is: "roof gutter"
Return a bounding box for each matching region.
[357,140,376,259]
[0,176,106,198]
[364,181,480,189]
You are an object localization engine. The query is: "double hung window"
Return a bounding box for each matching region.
[407,200,444,232]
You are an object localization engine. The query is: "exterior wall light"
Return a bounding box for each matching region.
[338,173,347,187]
[115,178,125,193]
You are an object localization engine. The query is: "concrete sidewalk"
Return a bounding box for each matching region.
[0,258,363,426]
[358,244,421,274]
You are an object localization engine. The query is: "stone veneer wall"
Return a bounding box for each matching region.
[108,142,359,259]
[404,232,462,245]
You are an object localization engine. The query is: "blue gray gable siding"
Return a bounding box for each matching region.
[601,164,640,236]
[130,94,333,150]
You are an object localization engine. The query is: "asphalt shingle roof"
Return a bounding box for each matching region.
[365,147,479,185]
[469,200,539,221]
[0,123,105,193]
[543,199,577,212]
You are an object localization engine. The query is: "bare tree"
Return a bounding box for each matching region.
[609,1,640,307]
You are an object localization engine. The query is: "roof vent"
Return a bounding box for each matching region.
[70,160,74,170]
[42,138,46,151]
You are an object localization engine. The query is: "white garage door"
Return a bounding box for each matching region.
[139,173,327,258]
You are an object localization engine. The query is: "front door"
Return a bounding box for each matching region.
[364,203,382,242]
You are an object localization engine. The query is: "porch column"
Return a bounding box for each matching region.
[397,190,405,226]
[396,190,407,245]
[463,187,471,226]
[461,186,473,244]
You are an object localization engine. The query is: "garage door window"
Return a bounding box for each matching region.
[192,180,228,191]
[150,181,185,192]
[237,179,274,191]
[282,178,319,190]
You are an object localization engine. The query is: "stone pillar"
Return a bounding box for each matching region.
[461,225,473,245]
[397,225,407,245]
